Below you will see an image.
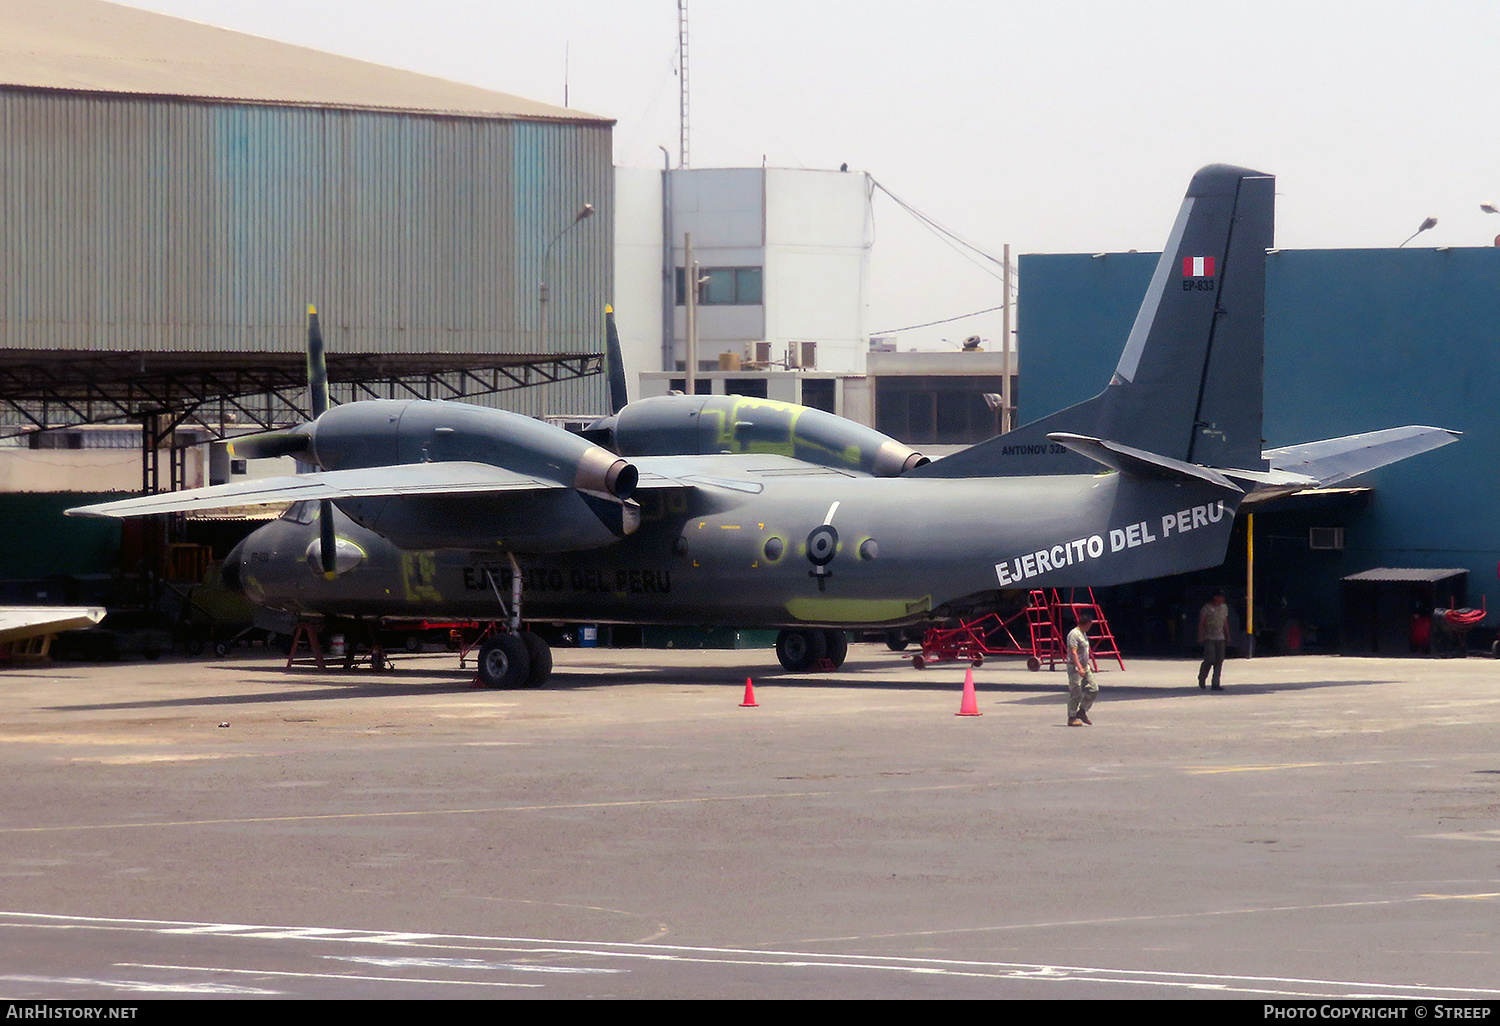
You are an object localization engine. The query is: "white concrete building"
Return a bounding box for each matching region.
[613,166,874,395]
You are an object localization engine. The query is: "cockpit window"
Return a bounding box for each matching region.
[280,500,317,524]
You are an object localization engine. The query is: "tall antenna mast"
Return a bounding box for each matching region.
[677,0,690,168]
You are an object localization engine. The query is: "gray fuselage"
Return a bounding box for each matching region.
[233,462,1241,629]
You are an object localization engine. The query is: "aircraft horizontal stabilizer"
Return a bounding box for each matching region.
[1050,426,1457,504]
[66,461,559,518]
[1259,426,1460,491]
[1047,433,1242,492]
[1215,466,1319,487]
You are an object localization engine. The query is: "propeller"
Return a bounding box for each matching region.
[306,305,338,578]
[227,306,340,576]
[574,306,630,447]
[224,306,329,462]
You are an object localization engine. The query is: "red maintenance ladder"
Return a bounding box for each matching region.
[1035,588,1125,671]
[1024,591,1063,669]
[913,589,1124,671]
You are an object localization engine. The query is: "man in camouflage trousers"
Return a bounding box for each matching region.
[1067,610,1097,726]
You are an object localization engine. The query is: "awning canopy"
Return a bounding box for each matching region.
[0,349,603,439]
[1342,568,1468,584]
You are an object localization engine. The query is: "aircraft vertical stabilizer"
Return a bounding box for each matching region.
[911,163,1274,478]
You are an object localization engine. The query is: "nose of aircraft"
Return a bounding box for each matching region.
[221,539,245,594]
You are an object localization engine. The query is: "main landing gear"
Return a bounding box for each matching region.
[474,629,553,689]
[775,628,848,672]
[469,555,554,689]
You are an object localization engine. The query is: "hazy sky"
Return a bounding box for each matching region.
[118,0,1500,350]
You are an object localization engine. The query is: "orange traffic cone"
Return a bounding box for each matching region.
[739,677,759,707]
[957,666,981,716]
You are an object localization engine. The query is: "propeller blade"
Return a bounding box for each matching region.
[307,304,329,419]
[308,308,332,538]
[604,304,628,415]
[319,498,337,576]
[226,427,311,460]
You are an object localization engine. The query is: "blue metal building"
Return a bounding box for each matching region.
[1019,247,1500,653]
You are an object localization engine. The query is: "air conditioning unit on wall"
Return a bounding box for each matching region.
[787,341,817,369]
[1309,527,1344,550]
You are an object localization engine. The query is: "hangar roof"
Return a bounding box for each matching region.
[0,0,610,123]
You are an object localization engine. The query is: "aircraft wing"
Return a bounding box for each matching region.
[631,452,858,493]
[65,462,560,518]
[65,453,855,526]
[0,607,105,644]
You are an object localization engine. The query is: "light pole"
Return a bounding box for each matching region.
[660,146,675,373]
[1399,216,1437,247]
[681,233,710,395]
[539,203,595,352]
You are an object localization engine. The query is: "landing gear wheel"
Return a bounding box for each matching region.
[213,641,230,658]
[822,629,848,669]
[476,633,532,689]
[520,631,553,687]
[402,632,424,653]
[884,629,909,652]
[776,629,827,672]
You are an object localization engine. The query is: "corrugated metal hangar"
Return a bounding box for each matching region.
[0,0,614,447]
[0,0,618,596]
[1020,246,1500,655]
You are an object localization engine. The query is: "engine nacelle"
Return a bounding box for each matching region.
[610,395,928,477]
[308,400,636,499]
[255,400,642,553]
[338,489,638,553]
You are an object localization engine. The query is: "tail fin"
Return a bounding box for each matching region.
[911,163,1274,478]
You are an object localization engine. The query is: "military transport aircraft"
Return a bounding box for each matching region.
[68,164,1457,687]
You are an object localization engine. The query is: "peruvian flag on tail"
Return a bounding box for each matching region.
[1183,255,1216,277]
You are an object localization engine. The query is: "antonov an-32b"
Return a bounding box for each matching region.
[70,165,1457,686]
